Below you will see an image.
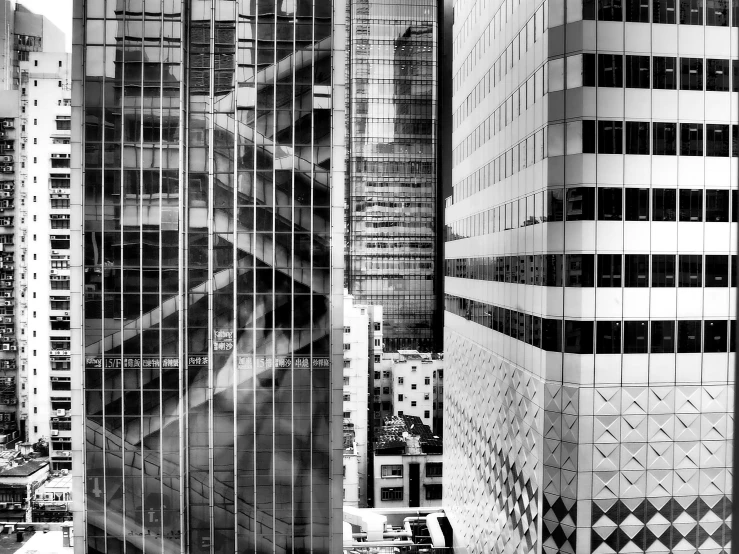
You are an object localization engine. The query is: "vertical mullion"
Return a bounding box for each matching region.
[157,1,166,551]
[207,3,216,554]
[232,3,240,554]
[271,4,277,551]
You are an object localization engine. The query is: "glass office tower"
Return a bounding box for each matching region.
[346,0,439,353]
[71,1,345,552]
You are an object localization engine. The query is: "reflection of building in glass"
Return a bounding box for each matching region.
[444,0,735,552]
[347,0,439,353]
[72,1,344,552]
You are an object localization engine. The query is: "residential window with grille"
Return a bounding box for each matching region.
[679,189,703,221]
[706,124,729,156]
[380,488,403,501]
[381,465,403,478]
[653,57,677,89]
[426,463,443,477]
[680,58,703,89]
[425,485,443,500]
[598,55,624,87]
[626,121,650,154]
[625,188,649,220]
[706,59,730,90]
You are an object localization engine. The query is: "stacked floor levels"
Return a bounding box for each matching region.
[444,0,736,552]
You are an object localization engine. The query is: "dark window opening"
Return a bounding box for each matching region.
[626,121,650,154]
[653,188,677,221]
[598,188,623,220]
[705,255,728,287]
[597,254,623,287]
[653,122,677,155]
[680,123,703,156]
[653,57,677,89]
[679,0,704,23]
[706,59,730,91]
[566,187,595,221]
[706,124,729,157]
[625,254,650,287]
[625,188,649,220]
[596,321,622,354]
[678,254,702,287]
[679,189,703,221]
[598,121,623,154]
[704,320,727,352]
[680,57,703,90]
[624,321,648,353]
[705,190,729,222]
[651,321,675,353]
[598,54,624,87]
[625,56,651,87]
[652,255,676,287]
[677,320,701,353]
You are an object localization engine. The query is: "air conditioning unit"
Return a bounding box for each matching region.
[1,345,8,352]
[64,311,68,316]
[51,430,58,436]
[50,270,56,275]
[56,409,65,416]
[12,504,21,510]
[9,346,16,351]
[3,301,9,306]
[62,452,71,457]
[2,121,10,128]
[52,250,58,255]
[0,502,8,509]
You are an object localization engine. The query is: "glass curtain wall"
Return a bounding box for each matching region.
[80,1,336,552]
[347,0,438,353]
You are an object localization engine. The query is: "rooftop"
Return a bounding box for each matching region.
[374,415,442,455]
[0,460,48,478]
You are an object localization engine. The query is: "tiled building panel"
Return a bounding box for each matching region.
[444,329,543,554]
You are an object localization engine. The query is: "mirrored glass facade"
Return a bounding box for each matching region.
[73,1,344,552]
[346,0,439,353]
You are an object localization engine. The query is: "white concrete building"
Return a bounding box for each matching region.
[373,350,444,437]
[20,50,71,472]
[372,415,443,510]
[343,290,383,508]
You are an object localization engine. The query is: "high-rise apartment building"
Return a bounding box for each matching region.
[444,1,735,552]
[71,1,346,552]
[21,50,72,470]
[0,3,70,463]
[342,289,382,507]
[346,0,441,353]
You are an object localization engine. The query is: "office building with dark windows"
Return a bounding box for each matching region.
[71,0,345,552]
[346,0,441,353]
[444,0,735,552]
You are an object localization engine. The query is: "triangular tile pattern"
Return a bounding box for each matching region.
[444,331,542,554]
[590,497,732,552]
